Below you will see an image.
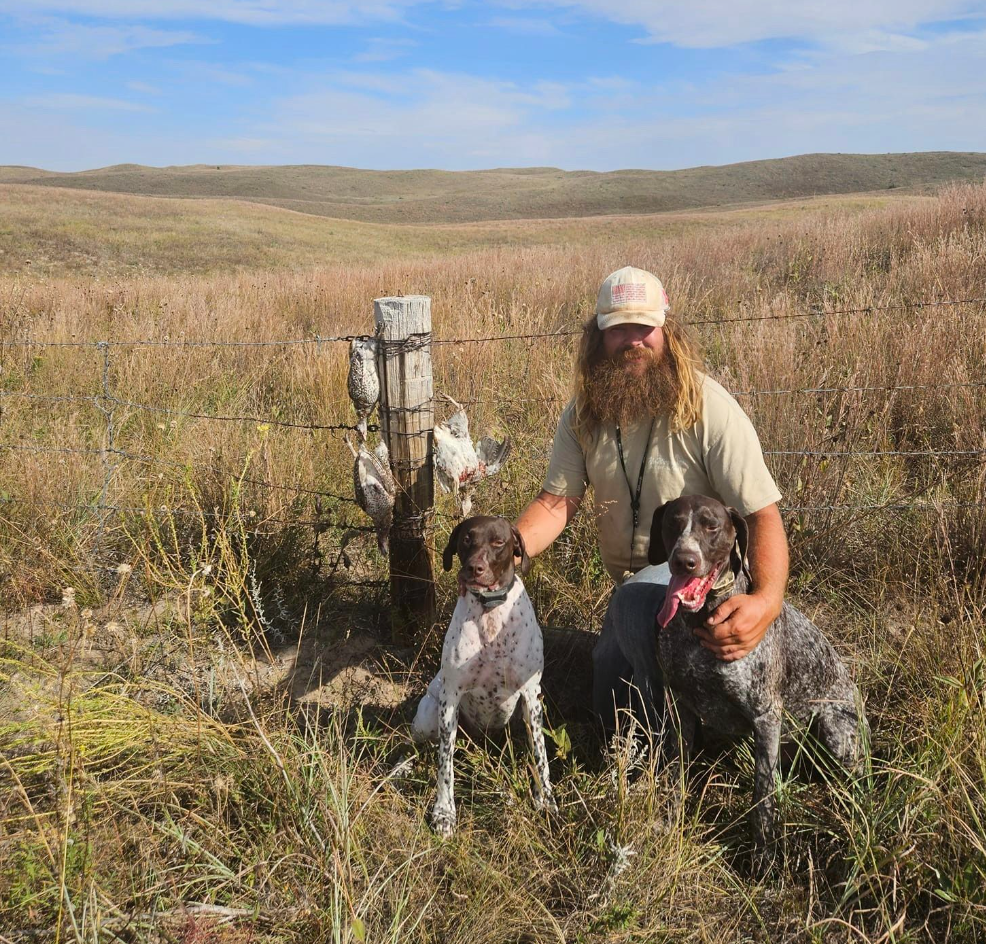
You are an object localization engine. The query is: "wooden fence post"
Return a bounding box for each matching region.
[374,295,436,640]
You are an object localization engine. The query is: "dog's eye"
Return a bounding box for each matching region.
[491,539,505,547]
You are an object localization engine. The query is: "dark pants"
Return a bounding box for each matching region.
[592,563,672,737]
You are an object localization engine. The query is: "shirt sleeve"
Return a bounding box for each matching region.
[702,382,782,516]
[542,401,589,498]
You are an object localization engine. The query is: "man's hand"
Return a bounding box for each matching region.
[693,592,781,661]
[693,503,789,661]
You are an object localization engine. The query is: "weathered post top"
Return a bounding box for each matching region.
[373,295,436,639]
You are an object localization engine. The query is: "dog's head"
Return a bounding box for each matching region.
[442,515,530,590]
[648,495,748,625]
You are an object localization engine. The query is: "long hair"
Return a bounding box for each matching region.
[572,315,705,445]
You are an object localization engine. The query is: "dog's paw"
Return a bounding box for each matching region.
[535,792,558,814]
[430,803,456,838]
[750,842,779,880]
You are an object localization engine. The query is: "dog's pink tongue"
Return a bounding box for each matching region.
[656,574,706,628]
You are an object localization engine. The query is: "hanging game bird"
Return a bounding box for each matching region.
[347,337,380,441]
[346,434,396,554]
[433,395,511,517]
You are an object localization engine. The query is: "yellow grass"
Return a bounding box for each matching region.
[1,181,985,942]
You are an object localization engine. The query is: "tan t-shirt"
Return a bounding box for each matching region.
[543,375,782,583]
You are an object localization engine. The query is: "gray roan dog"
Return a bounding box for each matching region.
[648,495,868,861]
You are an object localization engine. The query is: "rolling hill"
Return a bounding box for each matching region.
[3,152,984,225]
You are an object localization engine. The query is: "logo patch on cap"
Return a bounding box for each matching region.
[611,282,647,304]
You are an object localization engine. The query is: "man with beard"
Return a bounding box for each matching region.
[514,265,788,732]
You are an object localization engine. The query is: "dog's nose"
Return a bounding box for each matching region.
[672,551,699,573]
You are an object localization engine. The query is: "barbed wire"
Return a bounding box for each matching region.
[5,376,983,433]
[0,442,360,504]
[0,333,372,350]
[764,448,986,458]
[780,501,985,512]
[4,291,986,604]
[4,295,984,351]
[732,379,986,397]
[689,295,986,326]
[0,492,378,532]
[4,491,984,521]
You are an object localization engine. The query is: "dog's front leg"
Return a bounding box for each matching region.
[751,708,782,872]
[520,684,557,813]
[431,685,461,837]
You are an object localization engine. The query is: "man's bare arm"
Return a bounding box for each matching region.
[694,503,789,661]
[515,489,582,558]
[745,503,789,613]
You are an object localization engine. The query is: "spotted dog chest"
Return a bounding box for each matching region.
[443,583,543,730]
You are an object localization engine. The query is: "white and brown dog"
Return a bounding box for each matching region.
[411,515,555,836]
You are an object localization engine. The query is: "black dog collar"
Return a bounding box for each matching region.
[468,574,516,610]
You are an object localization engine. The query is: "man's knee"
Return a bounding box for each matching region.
[593,579,669,735]
[608,581,667,656]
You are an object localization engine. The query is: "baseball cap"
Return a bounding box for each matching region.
[595,265,670,330]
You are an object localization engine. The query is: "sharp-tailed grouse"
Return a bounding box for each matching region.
[347,337,379,441]
[346,434,396,554]
[433,396,510,517]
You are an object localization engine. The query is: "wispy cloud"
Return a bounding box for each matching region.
[167,59,254,87]
[511,0,986,48]
[22,92,155,111]
[353,36,417,62]
[206,136,278,152]
[5,17,207,59]
[126,80,162,94]
[486,16,566,37]
[257,69,573,166]
[3,0,986,172]
[0,0,424,26]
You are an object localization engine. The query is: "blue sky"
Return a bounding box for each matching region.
[2,1,986,171]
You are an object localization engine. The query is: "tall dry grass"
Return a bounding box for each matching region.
[1,182,986,941]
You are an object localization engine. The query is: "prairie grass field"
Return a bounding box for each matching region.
[1,180,986,942]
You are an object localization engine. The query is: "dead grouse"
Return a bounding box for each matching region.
[433,395,511,517]
[347,337,380,441]
[346,434,396,555]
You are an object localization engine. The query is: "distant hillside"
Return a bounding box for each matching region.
[3,152,985,224]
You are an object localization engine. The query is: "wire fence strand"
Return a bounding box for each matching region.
[3,294,984,350]
[4,290,986,601]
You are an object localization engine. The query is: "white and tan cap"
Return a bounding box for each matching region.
[595,265,670,330]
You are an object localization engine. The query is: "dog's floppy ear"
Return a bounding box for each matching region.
[727,507,750,578]
[648,502,669,565]
[442,521,466,572]
[510,524,531,576]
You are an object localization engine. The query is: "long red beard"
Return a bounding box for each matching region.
[583,347,679,428]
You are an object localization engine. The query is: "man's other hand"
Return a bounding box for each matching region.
[693,592,781,661]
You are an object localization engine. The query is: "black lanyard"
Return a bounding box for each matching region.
[615,418,655,573]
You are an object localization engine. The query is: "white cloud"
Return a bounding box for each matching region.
[5,17,206,59]
[250,69,572,166]
[352,36,417,62]
[166,59,254,86]
[506,0,986,48]
[3,6,986,172]
[22,92,154,110]
[486,16,566,36]
[212,29,986,170]
[0,0,423,26]
[207,135,278,151]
